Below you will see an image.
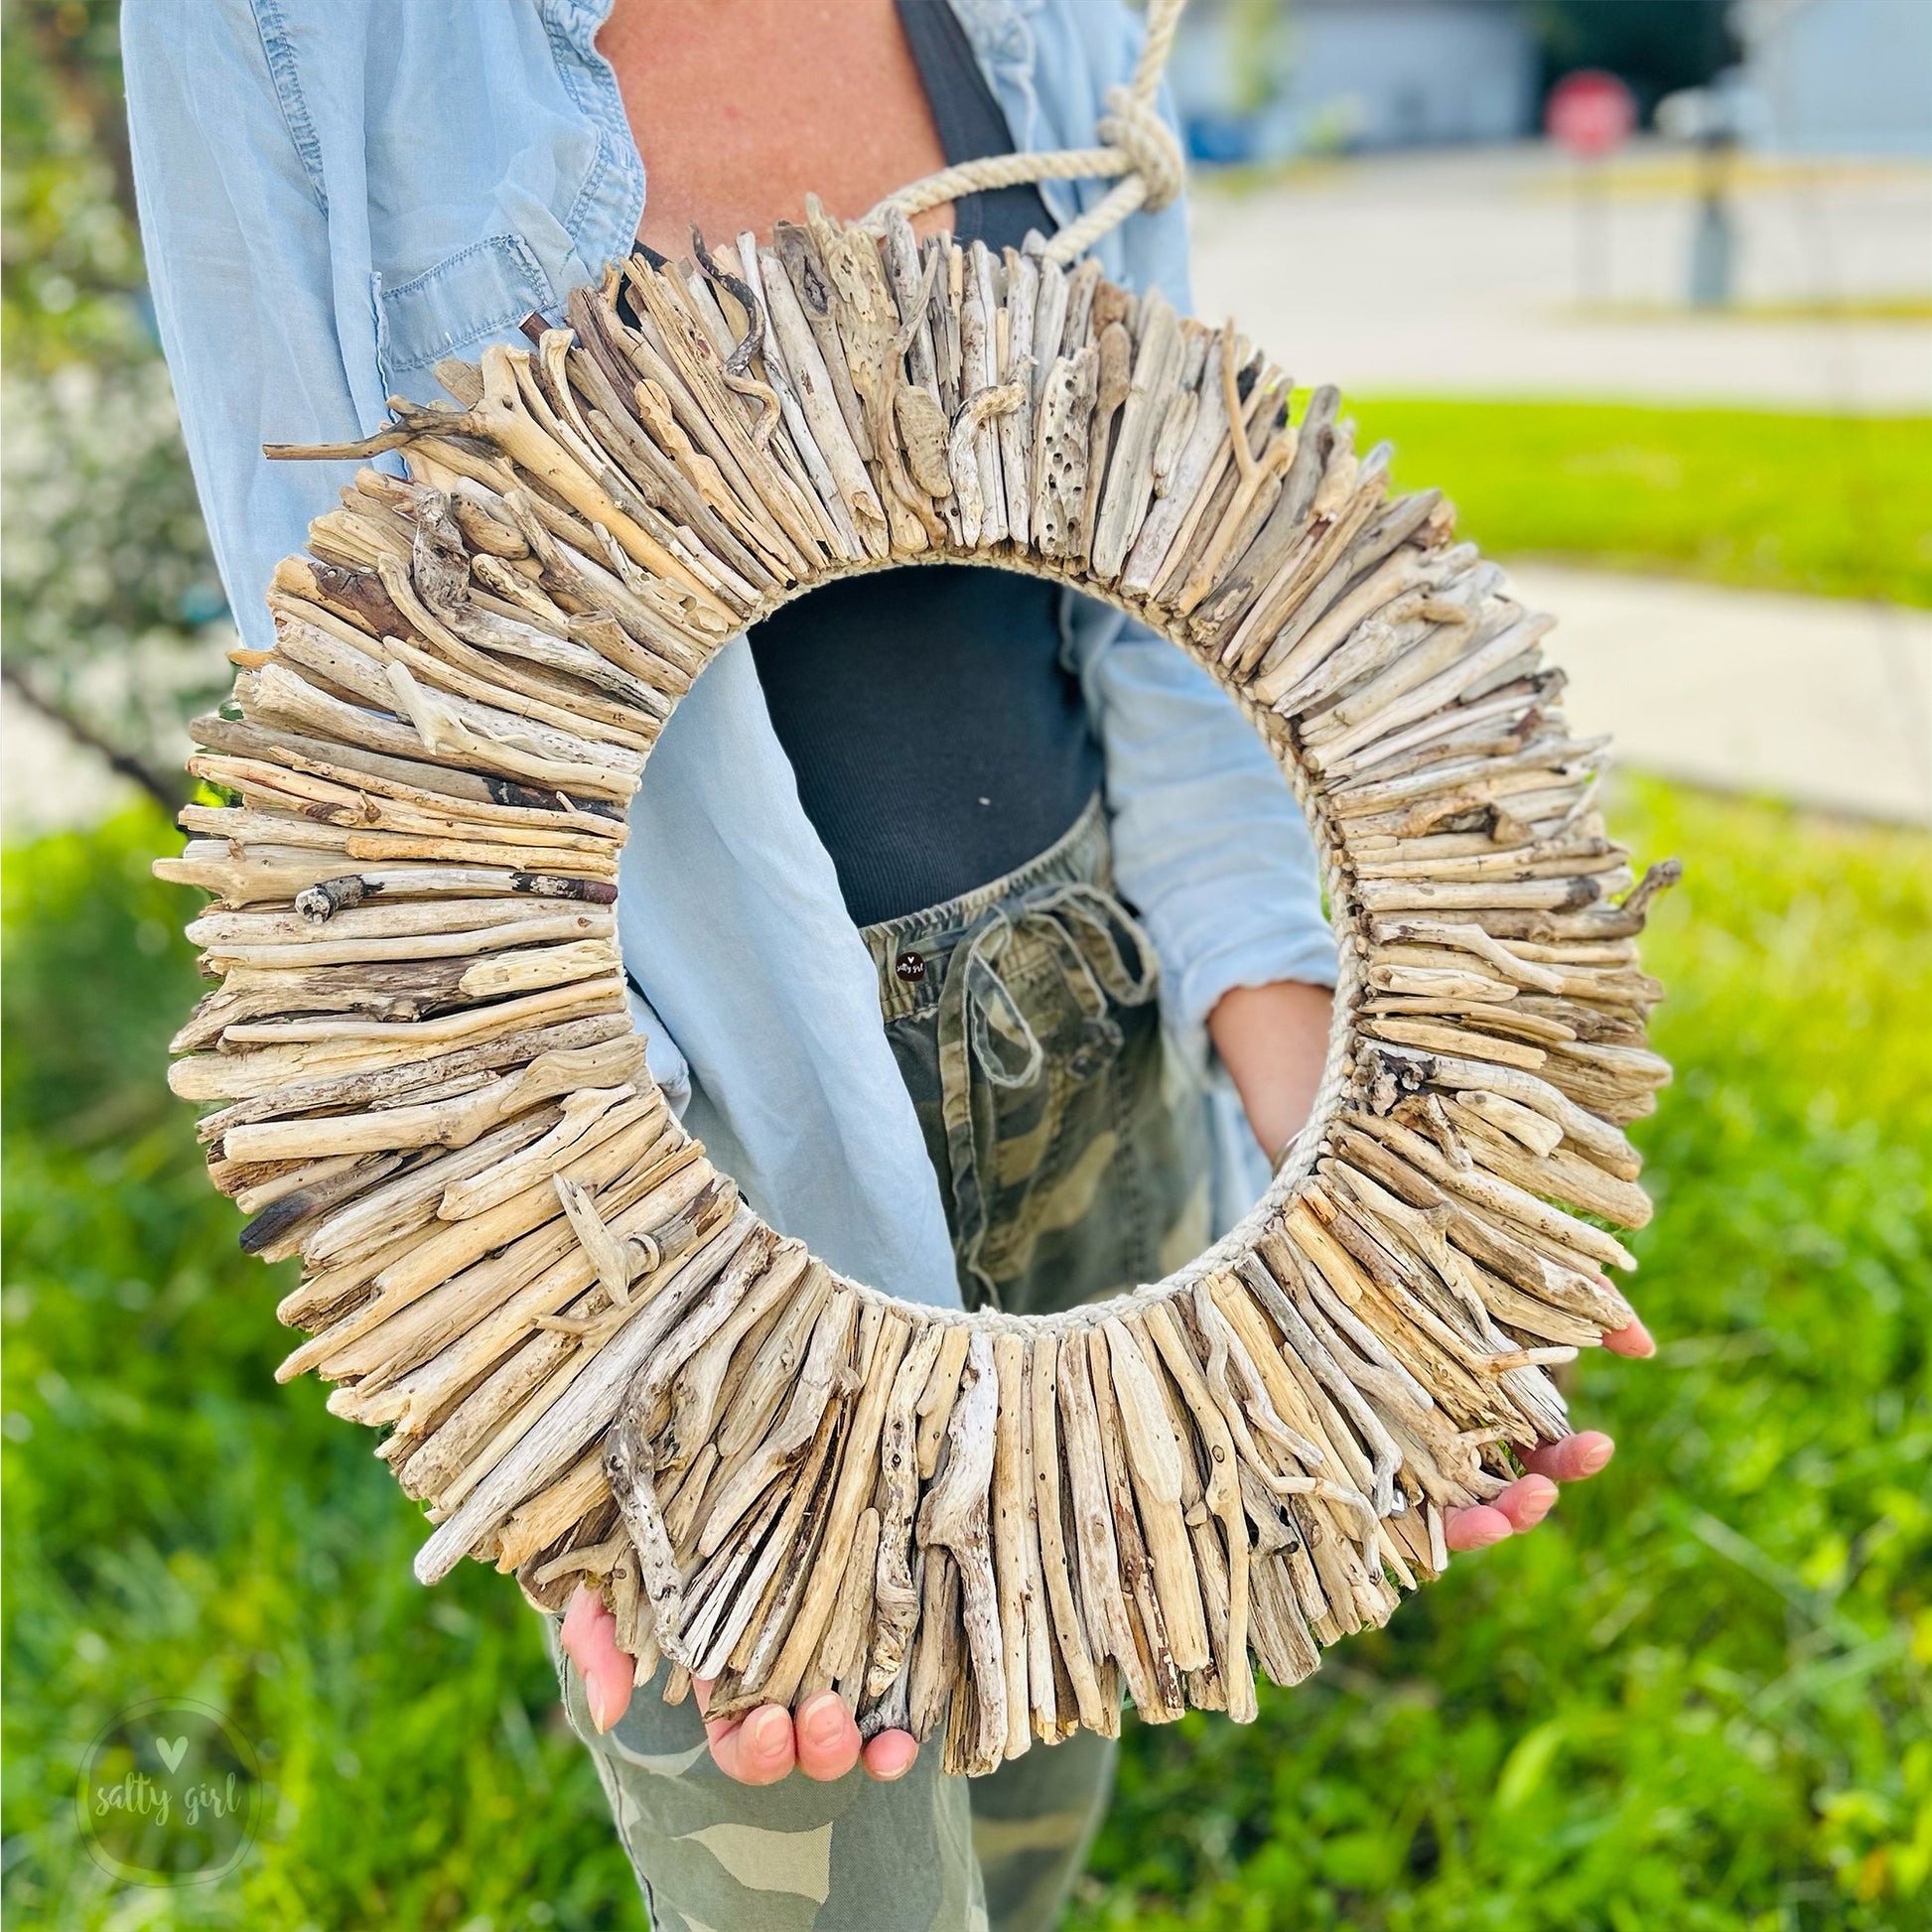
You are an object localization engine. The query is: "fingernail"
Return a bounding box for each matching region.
[873,1740,914,1782]
[750,1708,789,1754]
[1585,1437,1615,1473]
[587,1681,612,1734]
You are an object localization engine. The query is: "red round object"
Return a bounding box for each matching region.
[1545,69,1637,158]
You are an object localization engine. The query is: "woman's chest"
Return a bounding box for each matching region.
[598,0,953,252]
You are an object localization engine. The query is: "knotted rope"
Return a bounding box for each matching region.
[860,0,1189,264]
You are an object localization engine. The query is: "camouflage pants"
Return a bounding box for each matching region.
[552,794,1210,1931]
[864,792,1211,1313]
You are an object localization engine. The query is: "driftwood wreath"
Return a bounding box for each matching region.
[160,192,1675,1773]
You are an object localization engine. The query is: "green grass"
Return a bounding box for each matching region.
[1351,400,1932,610]
[5,785,1929,1929]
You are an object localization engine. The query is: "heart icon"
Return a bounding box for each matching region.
[156,1735,189,1774]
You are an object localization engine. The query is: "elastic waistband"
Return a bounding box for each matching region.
[862,792,1111,1023]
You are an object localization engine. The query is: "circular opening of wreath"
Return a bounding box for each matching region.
[162,208,1674,1772]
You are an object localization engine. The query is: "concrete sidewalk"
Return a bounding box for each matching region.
[1507,563,1932,825]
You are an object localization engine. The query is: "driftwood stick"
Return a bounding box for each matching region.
[1028,1334,1109,1732]
[692,1407,838,1685]
[1086,1327,1184,1721]
[759,1311,910,1708]
[916,1333,1004,1771]
[814,1506,881,1705]
[1139,1304,1256,1724]
[414,1207,759,1583]
[996,248,1036,549]
[864,1323,948,1701]
[723,1403,849,1705]
[908,1550,961,1743]
[1014,1331,1060,1743]
[697,1287,858,1562]
[990,1332,1035,1758]
[1054,1324,1150,1713]
[1090,292,1182,581]
[599,1226,782,1655]
[1102,1318,1210,1673]
[915,1324,972,1478]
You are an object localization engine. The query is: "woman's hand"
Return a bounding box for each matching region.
[559,1586,919,1785]
[1207,977,1658,1555]
[1442,1311,1655,1551]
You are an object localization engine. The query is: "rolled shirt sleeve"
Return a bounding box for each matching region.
[1066,596,1338,1032]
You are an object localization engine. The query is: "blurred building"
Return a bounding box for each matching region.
[1730,0,1932,153]
[1171,0,1538,162]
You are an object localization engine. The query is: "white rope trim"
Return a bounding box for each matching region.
[860,0,1191,264]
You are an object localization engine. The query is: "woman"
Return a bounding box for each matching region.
[124,4,1649,1926]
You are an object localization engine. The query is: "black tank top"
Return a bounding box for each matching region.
[746,0,1102,927]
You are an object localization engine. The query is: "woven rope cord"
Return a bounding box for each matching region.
[860,0,1190,264]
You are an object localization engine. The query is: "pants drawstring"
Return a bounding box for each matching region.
[934,880,1160,1308]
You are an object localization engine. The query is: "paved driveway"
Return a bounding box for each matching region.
[1188,144,1932,411]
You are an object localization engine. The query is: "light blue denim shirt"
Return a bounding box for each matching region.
[124,0,1334,1308]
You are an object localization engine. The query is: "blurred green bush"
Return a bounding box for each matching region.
[5,782,1927,1929]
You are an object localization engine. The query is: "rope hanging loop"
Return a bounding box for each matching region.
[859,0,1190,264]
